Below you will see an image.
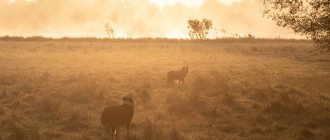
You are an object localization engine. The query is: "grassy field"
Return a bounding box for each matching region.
[0,40,329,140]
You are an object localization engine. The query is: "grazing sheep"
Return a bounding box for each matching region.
[101,96,134,140]
[167,65,188,84]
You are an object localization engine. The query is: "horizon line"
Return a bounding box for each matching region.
[0,35,307,40]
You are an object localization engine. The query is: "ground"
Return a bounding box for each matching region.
[0,40,329,140]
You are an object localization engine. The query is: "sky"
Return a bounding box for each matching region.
[0,0,301,38]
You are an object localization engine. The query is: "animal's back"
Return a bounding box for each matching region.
[167,71,175,79]
[101,105,134,126]
[167,71,181,82]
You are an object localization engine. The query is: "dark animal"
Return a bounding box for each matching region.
[167,65,188,84]
[101,96,134,140]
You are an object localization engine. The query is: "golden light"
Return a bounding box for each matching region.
[218,0,243,5]
[149,0,243,7]
[149,0,203,7]
[166,31,187,39]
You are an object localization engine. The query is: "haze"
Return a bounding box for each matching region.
[0,0,301,38]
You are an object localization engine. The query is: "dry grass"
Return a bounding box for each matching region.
[0,40,329,140]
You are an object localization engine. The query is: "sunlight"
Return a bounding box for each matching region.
[149,0,243,7]
[1,0,299,38]
[149,0,203,7]
[1,0,328,139]
[218,0,243,5]
[9,0,36,2]
[166,31,187,39]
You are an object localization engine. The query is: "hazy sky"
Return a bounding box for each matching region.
[0,0,301,38]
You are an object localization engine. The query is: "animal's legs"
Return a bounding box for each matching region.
[126,124,130,135]
[111,127,116,140]
[102,126,109,140]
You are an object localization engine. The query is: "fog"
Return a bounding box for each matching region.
[0,0,301,38]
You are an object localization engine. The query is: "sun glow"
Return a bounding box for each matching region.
[166,31,187,39]
[218,0,243,5]
[1,0,299,39]
[149,0,243,7]
[149,0,203,7]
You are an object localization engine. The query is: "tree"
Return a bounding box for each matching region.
[187,19,213,39]
[247,34,255,39]
[105,23,115,39]
[126,31,134,39]
[262,0,330,52]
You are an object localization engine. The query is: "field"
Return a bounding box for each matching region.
[0,40,329,140]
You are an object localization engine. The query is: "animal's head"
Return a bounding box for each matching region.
[123,95,134,108]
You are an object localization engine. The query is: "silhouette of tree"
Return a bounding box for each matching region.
[247,34,255,39]
[126,31,134,39]
[219,29,227,37]
[187,19,213,39]
[105,23,115,39]
[262,0,330,52]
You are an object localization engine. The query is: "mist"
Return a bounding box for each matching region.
[0,0,301,38]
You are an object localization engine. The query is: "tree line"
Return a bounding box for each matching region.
[105,0,329,52]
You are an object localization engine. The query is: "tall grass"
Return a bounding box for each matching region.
[0,40,329,139]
